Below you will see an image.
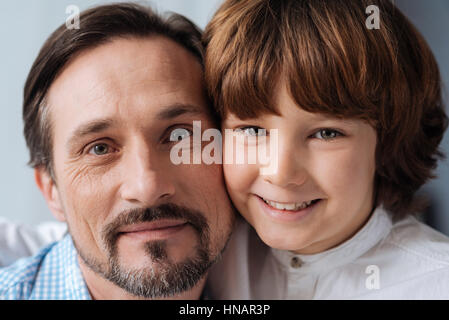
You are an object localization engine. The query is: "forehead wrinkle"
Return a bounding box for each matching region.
[155,103,205,121]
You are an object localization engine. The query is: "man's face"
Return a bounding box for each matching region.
[42,36,235,298]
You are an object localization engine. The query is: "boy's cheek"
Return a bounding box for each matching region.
[311,152,374,207]
[223,162,260,198]
[224,163,250,190]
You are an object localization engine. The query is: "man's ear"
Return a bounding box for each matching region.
[34,167,66,222]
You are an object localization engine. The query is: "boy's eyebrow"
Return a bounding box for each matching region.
[310,114,359,126]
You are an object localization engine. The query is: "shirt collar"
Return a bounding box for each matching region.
[269,205,393,275]
[63,235,92,300]
[25,234,91,300]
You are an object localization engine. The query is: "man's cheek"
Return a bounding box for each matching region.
[61,165,116,239]
[183,163,225,191]
[63,160,118,198]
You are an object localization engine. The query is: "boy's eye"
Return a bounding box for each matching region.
[312,129,342,140]
[235,126,267,136]
[88,143,111,155]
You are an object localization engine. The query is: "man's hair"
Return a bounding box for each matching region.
[23,2,204,179]
[203,0,448,219]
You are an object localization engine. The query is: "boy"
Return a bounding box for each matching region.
[204,0,449,299]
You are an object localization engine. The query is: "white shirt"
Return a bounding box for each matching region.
[0,218,67,267]
[206,206,449,299]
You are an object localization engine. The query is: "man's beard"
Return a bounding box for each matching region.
[71,203,227,298]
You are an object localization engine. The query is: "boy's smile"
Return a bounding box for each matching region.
[223,78,378,254]
[256,196,323,222]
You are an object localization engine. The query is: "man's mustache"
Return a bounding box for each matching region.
[102,203,210,252]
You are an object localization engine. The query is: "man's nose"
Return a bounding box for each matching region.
[262,142,308,188]
[119,143,175,206]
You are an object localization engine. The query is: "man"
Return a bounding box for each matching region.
[0,3,235,300]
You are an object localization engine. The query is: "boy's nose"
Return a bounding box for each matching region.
[262,145,308,188]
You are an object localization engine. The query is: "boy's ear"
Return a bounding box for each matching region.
[34,167,66,222]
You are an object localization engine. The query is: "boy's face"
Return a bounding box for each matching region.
[222,79,377,254]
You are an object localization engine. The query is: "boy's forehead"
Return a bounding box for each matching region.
[223,103,362,130]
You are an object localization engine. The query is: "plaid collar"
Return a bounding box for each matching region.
[0,234,91,300]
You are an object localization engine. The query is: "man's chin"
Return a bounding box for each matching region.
[116,239,199,268]
[106,246,212,298]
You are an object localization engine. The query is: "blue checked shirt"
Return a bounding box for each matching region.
[0,234,91,300]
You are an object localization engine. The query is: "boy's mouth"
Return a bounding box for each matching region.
[259,196,321,211]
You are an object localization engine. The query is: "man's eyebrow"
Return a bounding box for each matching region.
[67,118,115,149]
[156,103,204,120]
[66,104,205,150]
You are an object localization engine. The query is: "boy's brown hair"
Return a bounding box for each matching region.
[203,0,448,219]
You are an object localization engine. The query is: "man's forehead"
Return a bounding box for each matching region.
[49,36,203,96]
[46,36,208,131]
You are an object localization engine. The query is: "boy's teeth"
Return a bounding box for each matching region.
[263,199,314,211]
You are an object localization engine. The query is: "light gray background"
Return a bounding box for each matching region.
[0,1,448,234]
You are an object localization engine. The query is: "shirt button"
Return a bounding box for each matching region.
[290,256,303,268]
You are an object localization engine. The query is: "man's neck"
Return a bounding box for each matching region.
[77,255,206,300]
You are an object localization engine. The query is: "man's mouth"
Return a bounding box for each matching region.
[117,220,189,240]
[119,219,187,232]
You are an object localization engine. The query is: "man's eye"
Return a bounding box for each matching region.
[169,128,192,142]
[88,143,110,155]
[235,126,266,136]
[313,129,343,140]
